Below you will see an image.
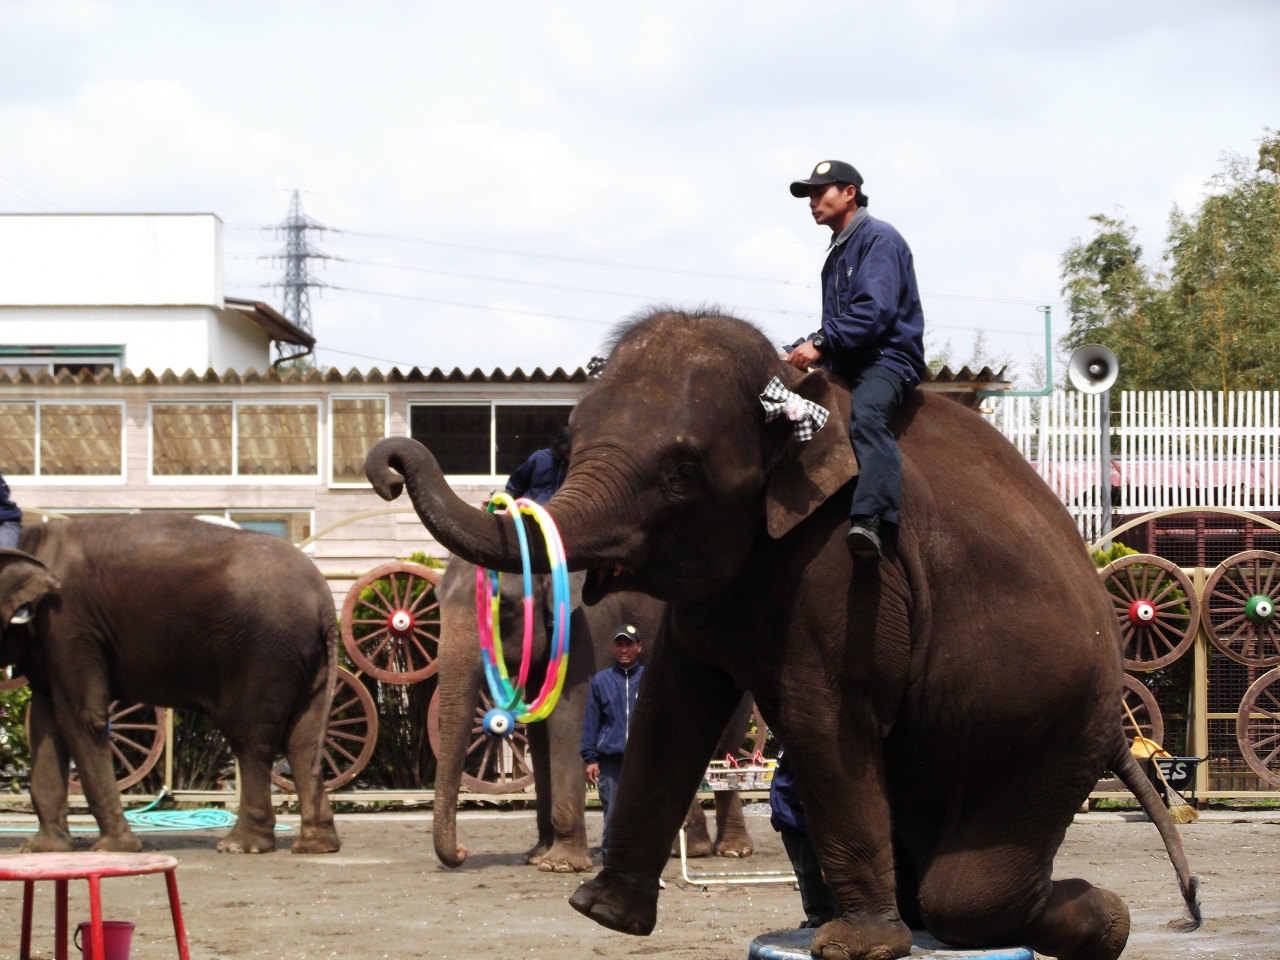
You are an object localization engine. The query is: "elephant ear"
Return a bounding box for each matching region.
[0,548,60,627]
[764,367,859,538]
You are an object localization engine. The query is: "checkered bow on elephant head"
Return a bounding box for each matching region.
[759,376,830,441]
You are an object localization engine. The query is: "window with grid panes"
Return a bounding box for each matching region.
[409,405,491,475]
[494,405,573,474]
[0,404,36,475]
[331,398,386,484]
[152,404,233,476]
[237,404,319,476]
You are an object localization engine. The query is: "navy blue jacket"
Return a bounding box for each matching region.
[0,474,20,524]
[817,212,927,388]
[505,448,568,505]
[580,661,644,763]
[769,750,808,835]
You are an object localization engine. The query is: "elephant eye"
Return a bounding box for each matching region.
[668,462,702,493]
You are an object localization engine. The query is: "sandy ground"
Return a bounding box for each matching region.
[0,806,1276,960]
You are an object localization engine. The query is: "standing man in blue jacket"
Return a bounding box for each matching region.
[0,471,21,549]
[505,426,571,505]
[785,160,927,560]
[580,622,643,860]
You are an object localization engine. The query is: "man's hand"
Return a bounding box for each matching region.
[786,340,821,370]
[585,762,599,786]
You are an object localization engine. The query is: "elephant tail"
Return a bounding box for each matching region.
[1109,740,1202,930]
[314,615,340,779]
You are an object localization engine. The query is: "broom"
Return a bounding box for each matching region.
[1122,699,1198,824]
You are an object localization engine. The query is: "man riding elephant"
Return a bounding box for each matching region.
[785,159,927,560]
[365,306,1198,960]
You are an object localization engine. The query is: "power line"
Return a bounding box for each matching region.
[309,227,822,289]
[325,285,616,326]
[229,246,1056,310]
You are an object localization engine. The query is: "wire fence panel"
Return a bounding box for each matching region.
[986,391,1280,539]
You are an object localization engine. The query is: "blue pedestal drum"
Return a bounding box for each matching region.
[748,928,1032,960]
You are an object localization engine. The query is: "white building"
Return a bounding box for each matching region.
[0,213,312,375]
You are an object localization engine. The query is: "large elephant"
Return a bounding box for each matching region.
[0,514,339,855]
[431,557,755,872]
[366,309,1200,960]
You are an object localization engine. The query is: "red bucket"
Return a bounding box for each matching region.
[75,920,135,960]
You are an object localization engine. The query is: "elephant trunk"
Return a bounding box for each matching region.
[432,568,485,867]
[365,437,642,572]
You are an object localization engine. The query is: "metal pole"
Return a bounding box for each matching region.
[164,708,174,793]
[977,306,1054,399]
[1099,388,1112,538]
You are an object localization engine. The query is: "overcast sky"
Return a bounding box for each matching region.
[1,1,1276,379]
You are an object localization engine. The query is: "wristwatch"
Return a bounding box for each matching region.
[810,332,827,354]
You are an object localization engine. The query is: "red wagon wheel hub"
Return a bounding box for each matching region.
[341,561,443,684]
[1128,599,1156,625]
[1100,554,1199,671]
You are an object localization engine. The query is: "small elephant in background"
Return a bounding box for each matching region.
[0,514,340,855]
[431,558,755,872]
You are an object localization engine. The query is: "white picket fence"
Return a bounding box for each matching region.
[986,390,1280,539]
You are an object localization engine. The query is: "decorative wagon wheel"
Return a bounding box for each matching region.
[342,561,443,684]
[427,687,535,795]
[1097,676,1165,791]
[738,703,770,760]
[1100,554,1199,670]
[0,666,26,693]
[1201,550,1280,666]
[1121,675,1164,749]
[24,701,167,793]
[1236,667,1280,788]
[272,667,378,793]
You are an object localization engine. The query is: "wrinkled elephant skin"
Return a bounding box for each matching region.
[0,515,340,857]
[367,310,1199,960]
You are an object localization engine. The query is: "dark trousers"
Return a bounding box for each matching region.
[839,364,907,524]
[780,828,838,928]
[597,754,624,857]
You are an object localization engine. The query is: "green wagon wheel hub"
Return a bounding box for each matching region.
[1246,594,1276,625]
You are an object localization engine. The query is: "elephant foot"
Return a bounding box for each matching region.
[712,827,754,858]
[568,870,659,936]
[535,840,594,873]
[811,915,913,960]
[20,829,74,853]
[291,823,341,854]
[677,820,713,858]
[217,827,276,854]
[525,838,553,865]
[89,831,143,854]
[1024,879,1130,960]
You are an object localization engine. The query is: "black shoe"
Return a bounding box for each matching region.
[846,515,882,560]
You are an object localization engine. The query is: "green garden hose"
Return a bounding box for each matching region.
[0,788,291,833]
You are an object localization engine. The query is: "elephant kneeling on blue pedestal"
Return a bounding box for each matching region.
[367,308,1201,960]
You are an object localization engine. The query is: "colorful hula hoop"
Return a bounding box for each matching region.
[475,494,571,737]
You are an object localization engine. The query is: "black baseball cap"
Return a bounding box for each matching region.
[613,623,639,643]
[790,160,863,197]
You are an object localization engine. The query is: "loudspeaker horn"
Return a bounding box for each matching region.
[1068,344,1119,395]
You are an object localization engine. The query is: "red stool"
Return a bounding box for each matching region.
[0,853,190,960]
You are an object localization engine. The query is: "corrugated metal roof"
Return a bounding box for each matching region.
[924,365,1009,383]
[0,365,590,387]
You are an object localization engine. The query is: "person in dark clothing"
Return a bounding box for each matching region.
[504,426,571,505]
[770,749,838,929]
[580,622,643,859]
[785,160,927,560]
[0,472,21,550]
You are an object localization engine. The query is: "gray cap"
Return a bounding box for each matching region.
[613,623,639,642]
